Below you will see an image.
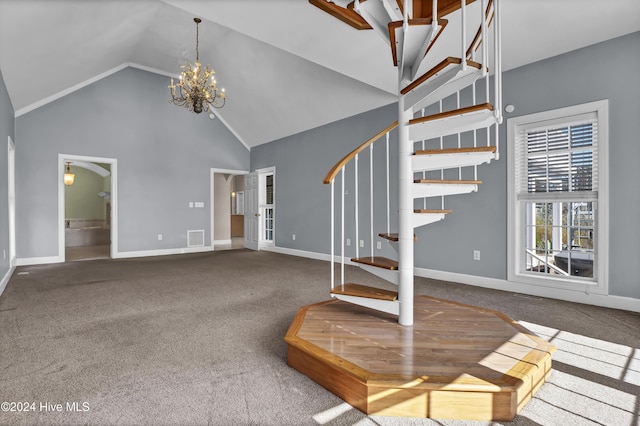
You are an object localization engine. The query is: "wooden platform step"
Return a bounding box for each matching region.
[330,283,398,301]
[286,294,555,420]
[351,256,398,270]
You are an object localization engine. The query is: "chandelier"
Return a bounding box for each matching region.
[169,18,226,114]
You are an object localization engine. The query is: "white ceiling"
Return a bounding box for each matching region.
[1,0,638,147]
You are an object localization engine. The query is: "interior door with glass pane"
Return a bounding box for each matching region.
[259,171,274,247]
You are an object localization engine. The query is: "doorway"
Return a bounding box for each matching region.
[59,154,117,261]
[211,168,248,251]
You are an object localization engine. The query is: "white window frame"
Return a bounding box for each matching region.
[507,100,609,295]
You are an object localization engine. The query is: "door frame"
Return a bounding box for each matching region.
[210,168,249,250]
[7,137,15,267]
[58,153,118,261]
[257,166,276,250]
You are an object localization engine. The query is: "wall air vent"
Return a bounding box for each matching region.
[187,229,205,247]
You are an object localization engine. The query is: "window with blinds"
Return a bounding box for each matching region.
[508,100,608,292]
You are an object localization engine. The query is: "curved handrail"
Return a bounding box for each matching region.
[323,121,398,184]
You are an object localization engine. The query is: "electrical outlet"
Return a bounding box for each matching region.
[473,250,480,261]
[359,240,364,248]
[346,238,351,246]
[158,234,163,241]
[376,241,382,250]
[292,234,296,241]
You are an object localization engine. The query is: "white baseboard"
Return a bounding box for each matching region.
[262,245,333,262]
[113,246,213,259]
[17,246,215,264]
[414,267,639,313]
[16,255,63,266]
[213,239,232,246]
[0,265,16,298]
[266,245,640,313]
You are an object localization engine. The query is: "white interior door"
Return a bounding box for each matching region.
[244,173,259,250]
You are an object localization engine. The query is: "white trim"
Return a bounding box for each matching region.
[414,266,638,313]
[7,136,15,267]
[15,64,129,117]
[59,154,118,261]
[261,245,333,262]
[14,63,252,151]
[0,265,15,298]
[257,167,276,249]
[128,62,177,79]
[16,256,62,266]
[208,110,251,151]
[507,100,609,295]
[213,239,232,246]
[112,246,213,259]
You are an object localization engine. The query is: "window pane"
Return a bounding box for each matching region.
[523,201,595,280]
[266,175,273,205]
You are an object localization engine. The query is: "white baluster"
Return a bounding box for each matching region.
[355,154,359,259]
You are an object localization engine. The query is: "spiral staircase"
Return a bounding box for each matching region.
[316,0,503,325]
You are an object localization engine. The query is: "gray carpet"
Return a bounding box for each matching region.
[0,249,638,425]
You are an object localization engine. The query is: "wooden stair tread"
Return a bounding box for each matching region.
[351,256,398,270]
[415,146,497,156]
[309,0,371,30]
[414,209,453,214]
[414,179,482,184]
[401,57,481,95]
[409,103,493,125]
[331,283,398,301]
[378,233,417,242]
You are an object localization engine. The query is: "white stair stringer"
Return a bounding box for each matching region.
[356,263,399,286]
[412,211,447,229]
[380,0,403,21]
[332,294,400,316]
[409,105,497,141]
[390,20,444,78]
[412,150,497,173]
[353,0,392,44]
[412,181,478,199]
[406,65,483,113]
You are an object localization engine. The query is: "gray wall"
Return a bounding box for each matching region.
[251,32,640,300]
[16,66,249,258]
[0,69,14,274]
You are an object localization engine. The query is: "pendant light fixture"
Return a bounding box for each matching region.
[64,162,75,186]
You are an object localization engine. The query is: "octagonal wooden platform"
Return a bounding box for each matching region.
[285,296,555,421]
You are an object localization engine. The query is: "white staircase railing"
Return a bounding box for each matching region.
[320,0,502,324]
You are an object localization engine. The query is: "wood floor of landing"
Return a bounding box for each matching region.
[285,296,555,421]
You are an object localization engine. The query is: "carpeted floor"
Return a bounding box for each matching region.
[0,249,638,425]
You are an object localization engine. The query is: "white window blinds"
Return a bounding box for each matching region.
[515,113,598,195]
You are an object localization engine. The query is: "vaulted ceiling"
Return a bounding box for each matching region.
[1,0,638,147]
